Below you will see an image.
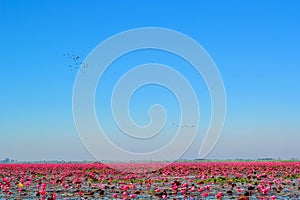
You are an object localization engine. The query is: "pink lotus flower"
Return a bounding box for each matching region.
[113,193,118,198]
[198,186,205,193]
[205,185,211,190]
[215,191,222,199]
[271,195,276,200]
[201,192,209,198]
[41,182,47,189]
[190,186,195,192]
[39,189,46,196]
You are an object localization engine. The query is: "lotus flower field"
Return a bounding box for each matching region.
[0,162,300,199]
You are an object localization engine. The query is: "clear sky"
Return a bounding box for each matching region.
[0,1,299,161]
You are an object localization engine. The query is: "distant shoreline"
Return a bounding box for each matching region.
[1,158,299,164]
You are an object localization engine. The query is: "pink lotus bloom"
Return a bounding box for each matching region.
[201,192,209,198]
[2,177,9,183]
[261,186,270,194]
[172,185,177,191]
[2,186,9,192]
[41,182,47,189]
[100,184,105,189]
[257,184,263,190]
[215,191,222,199]
[198,187,205,193]
[190,186,195,192]
[205,185,211,190]
[39,189,46,196]
[271,195,277,200]
[130,183,136,189]
[113,193,118,198]
[25,181,31,187]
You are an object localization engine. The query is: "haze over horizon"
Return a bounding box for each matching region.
[0,1,299,161]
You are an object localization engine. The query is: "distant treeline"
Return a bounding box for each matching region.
[0,158,15,163]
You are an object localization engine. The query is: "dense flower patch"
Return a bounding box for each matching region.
[0,162,299,199]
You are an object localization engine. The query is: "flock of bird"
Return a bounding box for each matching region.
[172,122,196,128]
[63,53,88,72]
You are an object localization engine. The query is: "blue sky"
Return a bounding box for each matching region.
[0,1,299,161]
